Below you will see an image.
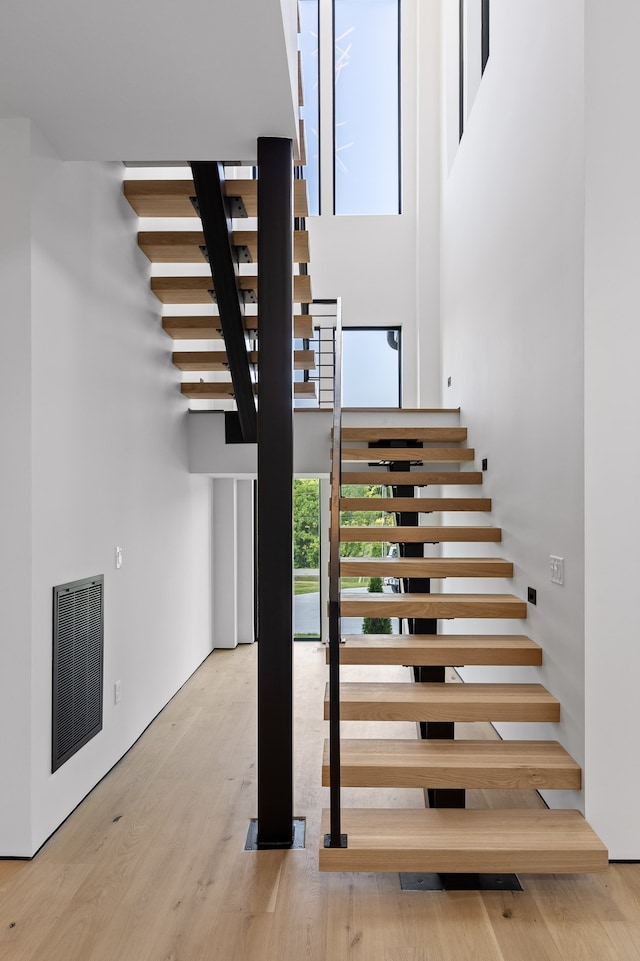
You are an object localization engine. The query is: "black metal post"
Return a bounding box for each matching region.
[256,137,295,848]
[326,300,346,850]
[386,445,464,809]
[189,162,257,444]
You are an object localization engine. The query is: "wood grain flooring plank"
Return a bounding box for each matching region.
[0,645,622,961]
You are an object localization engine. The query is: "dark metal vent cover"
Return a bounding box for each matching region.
[52,575,104,772]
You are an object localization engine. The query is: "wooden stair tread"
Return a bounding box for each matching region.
[341,447,475,463]
[339,526,501,542]
[325,682,559,722]
[172,349,315,371]
[181,381,315,399]
[333,634,542,665]
[340,557,512,578]
[319,808,608,874]
[340,427,467,442]
[340,592,526,618]
[162,314,314,340]
[322,739,581,790]
[138,229,310,264]
[123,178,309,218]
[151,274,312,304]
[341,471,483,486]
[340,497,492,512]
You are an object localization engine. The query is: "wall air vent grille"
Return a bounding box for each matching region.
[52,575,104,772]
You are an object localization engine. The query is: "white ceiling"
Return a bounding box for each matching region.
[0,0,298,162]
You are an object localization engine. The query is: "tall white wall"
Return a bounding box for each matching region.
[307,0,441,406]
[0,125,214,856]
[584,0,640,858]
[0,120,34,855]
[438,0,586,810]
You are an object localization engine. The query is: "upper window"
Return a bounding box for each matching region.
[333,0,401,215]
[299,0,320,215]
[459,0,490,141]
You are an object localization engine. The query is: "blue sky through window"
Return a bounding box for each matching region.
[342,328,400,406]
[334,0,400,215]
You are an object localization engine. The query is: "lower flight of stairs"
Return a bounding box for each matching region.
[320,417,608,875]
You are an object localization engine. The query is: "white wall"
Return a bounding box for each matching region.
[0,126,215,856]
[0,120,34,855]
[307,0,441,407]
[438,0,586,810]
[584,0,640,858]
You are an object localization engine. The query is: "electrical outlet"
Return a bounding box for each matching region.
[550,555,564,585]
[114,681,121,705]
[115,546,123,570]
[527,587,537,605]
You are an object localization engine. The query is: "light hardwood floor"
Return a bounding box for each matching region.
[1,643,639,961]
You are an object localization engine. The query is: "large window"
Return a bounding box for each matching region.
[333,0,401,215]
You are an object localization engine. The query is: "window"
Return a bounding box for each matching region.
[333,0,401,215]
[294,478,321,639]
[460,0,490,140]
[299,0,320,215]
[342,327,401,407]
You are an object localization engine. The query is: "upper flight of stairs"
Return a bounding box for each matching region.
[124,158,315,409]
[321,417,608,875]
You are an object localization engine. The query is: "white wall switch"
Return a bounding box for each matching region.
[114,680,121,705]
[550,555,564,585]
[115,546,123,570]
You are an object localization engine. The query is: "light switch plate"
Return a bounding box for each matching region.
[550,555,564,585]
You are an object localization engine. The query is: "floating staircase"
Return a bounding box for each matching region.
[321,419,608,874]
[123,154,315,411]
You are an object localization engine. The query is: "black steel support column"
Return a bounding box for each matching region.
[189,162,257,444]
[385,444,464,810]
[256,137,294,848]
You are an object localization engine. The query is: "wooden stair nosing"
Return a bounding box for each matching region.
[330,633,542,666]
[341,471,483,486]
[339,526,501,543]
[339,427,468,442]
[172,349,315,372]
[339,592,526,619]
[161,314,314,340]
[138,229,310,265]
[123,178,309,218]
[341,447,475,463]
[319,808,608,874]
[181,380,315,399]
[321,739,582,790]
[325,682,558,722]
[339,557,512,578]
[339,497,492,512]
[150,274,312,305]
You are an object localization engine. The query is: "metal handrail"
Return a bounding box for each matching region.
[325,297,346,849]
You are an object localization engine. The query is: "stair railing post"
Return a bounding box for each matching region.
[326,298,347,849]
